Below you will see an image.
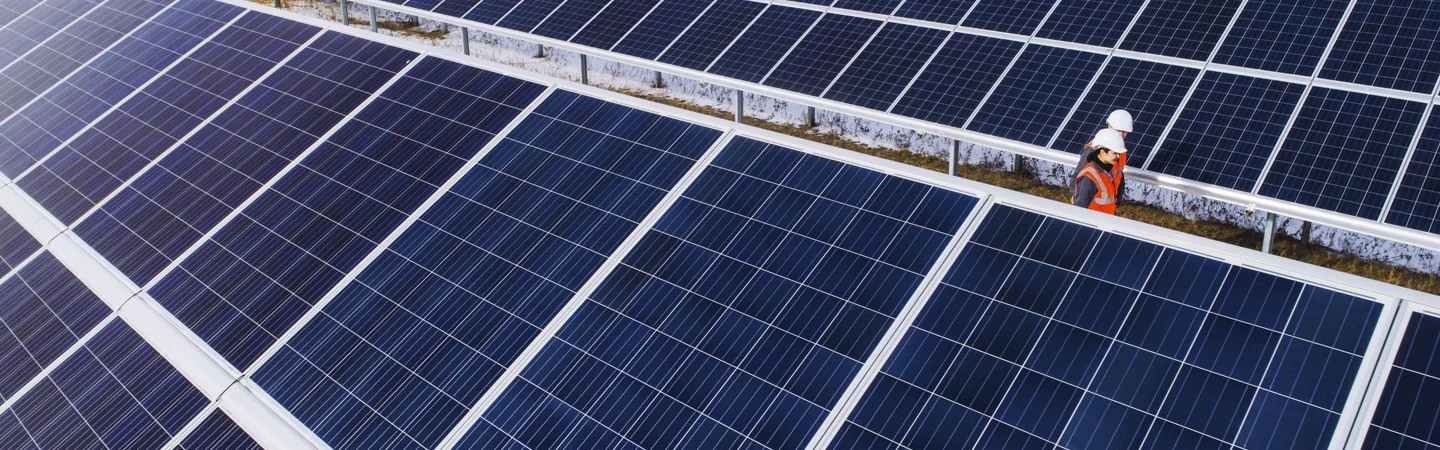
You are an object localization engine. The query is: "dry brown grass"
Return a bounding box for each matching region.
[617,89,1440,295]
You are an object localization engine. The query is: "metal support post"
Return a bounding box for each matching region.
[653,71,664,88]
[806,106,817,128]
[461,27,470,55]
[1014,154,1026,175]
[536,44,545,58]
[734,90,744,123]
[1262,212,1277,254]
[579,54,589,85]
[369,5,377,32]
[341,0,349,25]
[274,0,280,8]
[949,139,959,176]
[1301,220,1312,243]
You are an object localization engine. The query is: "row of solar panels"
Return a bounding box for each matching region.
[0,0,1435,449]
[349,0,1440,240]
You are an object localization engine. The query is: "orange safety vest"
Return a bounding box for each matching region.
[1075,152,1126,215]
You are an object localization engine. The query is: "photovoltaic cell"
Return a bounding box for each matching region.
[403,0,443,13]
[610,0,711,59]
[1212,0,1348,76]
[1034,0,1145,48]
[147,49,505,373]
[763,14,882,97]
[0,0,169,119]
[830,204,1384,450]
[960,0,1058,36]
[706,5,820,83]
[1321,0,1440,94]
[0,211,39,273]
[1051,57,1199,164]
[430,0,480,18]
[458,137,977,450]
[893,0,975,24]
[1388,111,1440,234]
[1146,71,1304,192]
[1258,88,1426,220]
[1363,312,1440,450]
[534,0,612,40]
[256,90,720,449]
[968,45,1106,147]
[657,0,764,71]
[14,0,248,222]
[1119,0,1242,61]
[497,0,567,32]
[462,0,521,24]
[0,0,105,67]
[823,23,948,111]
[891,33,1022,128]
[0,254,109,401]
[0,0,43,24]
[569,0,661,49]
[178,411,263,450]
[829,0,900,15]
[0,321,208,449]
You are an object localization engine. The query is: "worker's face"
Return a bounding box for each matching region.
[1098,148,1119,165]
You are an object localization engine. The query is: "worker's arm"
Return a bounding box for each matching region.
[1074,176,1097,208]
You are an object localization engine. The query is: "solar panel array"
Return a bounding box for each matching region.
[1360,309,1440,450]
[0,0,1434,449]
[358,0,1440,239]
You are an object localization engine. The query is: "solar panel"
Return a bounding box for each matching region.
[497,0,566,32]
[462,0,522,24]
[0,0,106,65]
[822,23,948,111]
[0,211,40,274]
[1118,0,1242,61]
[830,204,1384,450]
[1145,71,1305,192]
[1033,0,1144,48]
[763,14,881,97]
[454,136,977,450]
[890,33,1022,128]
[177,410,264,450]
[533,0,612,40]
[892,0,975,24]
[1362,312,1440,450]
[12,0,245,221]
[0,320,208,448]
[967,45,1106,147]
[609,0,711,59]
[829,0,899,15]
[0,0,45,25]
[255,89,720,449]
[1387,111,1440,234]
[0,254,109,400]
[1211,0,1348,76]
[1258,88,1427,220]
[1051,57,1199,163]
[960,0,1057,36]
[569,0,661,49]
[1320,0,1440,94]
[706,5,820,83]
[656,0,764,71]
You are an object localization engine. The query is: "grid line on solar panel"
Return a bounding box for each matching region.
[533,0,615,40]
[1361,312,1440,450]
[892,0,976,24]
[1050,57,1199,164]
[762,14,883,97]
[255,90,722,449]
[0,253,110,402]
[828,204,1383,450]
[966,45,1107,147]
[0,0,45,27]
[1211,0,1349,76]
[176,410,263,450]
[460,137,976,450]
[705,5,820,83]
[821,23,948,111]
[609,0,713,59]
[569,0,662,49]
[1257,88,1427,220]
[657,0,765,72]
[1118,0,1242,61]
[0,212,40,274]
[497,0,567,32]
[889,33,1023,127]
[960,0,1059,36]
[1387,108,1440,234]
[1033,0,1144,48]
[0,0,106,67]
[1320,0,1440,94]
[12,4,248,224]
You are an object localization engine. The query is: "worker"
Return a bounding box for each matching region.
[1073,128,1127,214]
[1071,109,1133,204]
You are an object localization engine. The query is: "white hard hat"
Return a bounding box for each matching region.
[1107,109,1134,133]
[1093,128,1127,154]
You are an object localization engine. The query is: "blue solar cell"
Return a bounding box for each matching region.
[462,0,521,23]
[1052,58,1199,165]
[657,0,764,71]
[1213,0,1347,76]
[1146,71,1304,192]
[835,204,1384,450]
[151,55,517,372]
[73,29,399,288]
[968,45,1105,146]
[497,0,567,32]
[1120,0,1242,61]
[763,14,882,97]
[570,0,661,48]
[1035,0,1145,47]
[178,411,263,450]
[1321,0,1440,94]
[891,33,1022,128]
[431,0,479,16]
[610,0,711,58]
[893,0,975,24]
[830,0,901,15]
[961,0,1058,35]
[0,0,104,66]
[403,0,442,12]
[457,137,977,450]
[1258,88,1426,220]
[256,90,720,449]
[1364,313,1440,450]
[0,0,43,24]
[0,212,39,273]
[1388,111,1440,234]
[0,254,108,400]
[0,321,208,449]
[707,6,820,83]
[0,0,169,119]
[823,24,948,111]
[14,1,245,221]
[534,0,611,40]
